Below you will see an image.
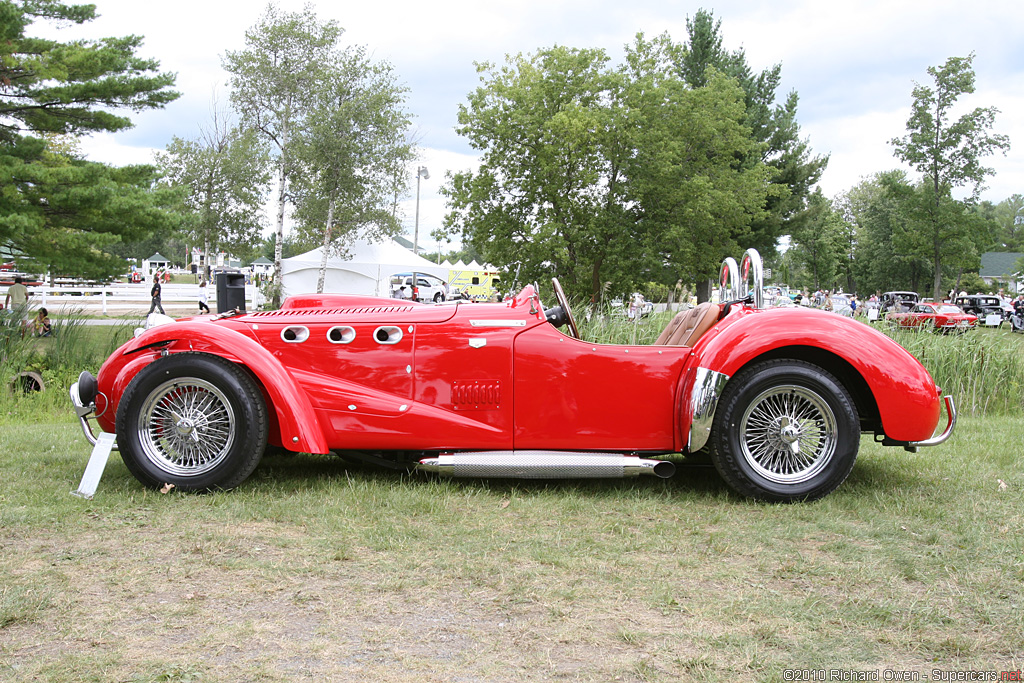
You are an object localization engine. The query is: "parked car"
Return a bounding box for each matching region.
[953,295,1005,323]
[879,291,919,314]
[610,294,654,319]
[829,294,854,317]
[390,273,448,303]
[763,286,792,306]
[886,302,977,333]
[70,249,955,503]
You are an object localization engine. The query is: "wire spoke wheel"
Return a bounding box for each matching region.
[117,353,268,492]
[738,384,837,485]
[138,377,236,477]
[709,359,859,501]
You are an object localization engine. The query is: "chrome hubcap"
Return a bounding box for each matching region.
[739,384,838,484]
[137,378,236,477]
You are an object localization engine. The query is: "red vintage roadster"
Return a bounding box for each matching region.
[885,302,978,333]
[70,250,955,501]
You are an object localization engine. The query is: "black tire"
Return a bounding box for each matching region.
[433,292,444,303]
[708,359,859,502]
[115,353,268,492]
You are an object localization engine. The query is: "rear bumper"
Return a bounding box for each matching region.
[907,395,957,448]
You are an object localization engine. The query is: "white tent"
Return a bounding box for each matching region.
[281,235,449,298]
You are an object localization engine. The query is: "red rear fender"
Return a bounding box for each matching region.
[689,307,942,443]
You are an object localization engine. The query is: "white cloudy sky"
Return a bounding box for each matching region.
[44,0,1024,247]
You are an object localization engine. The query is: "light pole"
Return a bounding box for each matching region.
[414,166,429,255]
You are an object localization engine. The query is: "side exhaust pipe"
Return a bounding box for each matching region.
[417,451,675,480]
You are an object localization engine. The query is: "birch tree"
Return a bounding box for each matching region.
[290,47,414,293]
[223,3,341,306]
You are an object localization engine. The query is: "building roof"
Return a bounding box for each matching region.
[147,252,170,262]
[980,252,1023,278]
[251,257,273,265]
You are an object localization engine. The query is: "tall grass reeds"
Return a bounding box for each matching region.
[0,308,134,419]
[881,325,1024,416]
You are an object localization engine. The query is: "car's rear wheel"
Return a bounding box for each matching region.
[708,360,859,502]
[115,353,268,492]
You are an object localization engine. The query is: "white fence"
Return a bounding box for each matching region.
[1,282,262,316]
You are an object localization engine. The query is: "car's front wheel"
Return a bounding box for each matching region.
[115,353,268,492]
[708,360,859,502]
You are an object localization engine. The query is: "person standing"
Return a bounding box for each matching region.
[148,273,165,315]
[198,280,210,314]
[4,275,30,335]
[4,275,29,311]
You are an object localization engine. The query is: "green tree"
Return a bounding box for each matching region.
[224,3,342,306]
[788,191,845,291]
[890,53,1010,299]
[843,172,919,295]
[289,45,415,293]
[671,9,828,255]
[0,0,181,279]
[444,40,771,304]
[444,46,629,301]
[990,194,1024,250]
[624,34,772,300]
[5,136,181,280]
[158,109,271,280]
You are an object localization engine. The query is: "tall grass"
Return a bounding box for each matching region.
[880,325,1024,416]
[579,306,676,345]
[0,309,134,418]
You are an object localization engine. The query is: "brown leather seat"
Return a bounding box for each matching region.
[654,302,721,346]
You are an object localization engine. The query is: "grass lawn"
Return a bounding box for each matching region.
[1,412,1021,682]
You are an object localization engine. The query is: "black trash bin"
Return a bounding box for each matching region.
[215,271,246,313]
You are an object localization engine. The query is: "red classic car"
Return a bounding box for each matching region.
[70,250,956,502]
[886,302,978,332]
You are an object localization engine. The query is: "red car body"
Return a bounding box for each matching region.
[71,253,956,502]
[886,302,977,332]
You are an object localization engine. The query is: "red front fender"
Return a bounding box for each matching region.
[98,322,330,454]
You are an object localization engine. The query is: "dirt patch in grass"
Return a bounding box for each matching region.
[3,524,711,681]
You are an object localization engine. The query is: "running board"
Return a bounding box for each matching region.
[416,451,675,479]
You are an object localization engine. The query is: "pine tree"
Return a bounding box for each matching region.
[0,0,181,280]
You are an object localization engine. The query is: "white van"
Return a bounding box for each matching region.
[390,273,448,303]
